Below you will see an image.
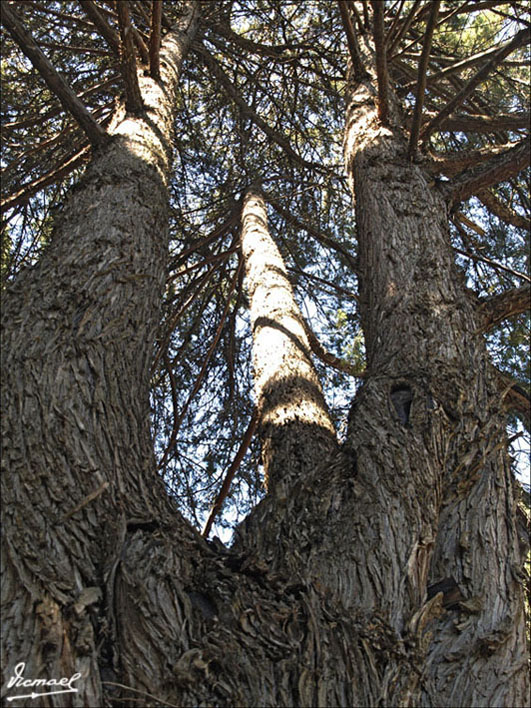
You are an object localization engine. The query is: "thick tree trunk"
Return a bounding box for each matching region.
[1,6,201,706]
[340,39,529,706]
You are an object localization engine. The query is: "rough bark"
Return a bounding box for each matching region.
[342,33,528,707]
[1,5,201,706]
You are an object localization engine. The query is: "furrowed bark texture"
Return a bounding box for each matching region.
[340,34,528,706]
[240,189,337,494]
[1,6,201,706]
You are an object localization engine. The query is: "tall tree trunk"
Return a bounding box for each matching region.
[240,188,337,494]
[1,5,200,705]
[340,37,528,706]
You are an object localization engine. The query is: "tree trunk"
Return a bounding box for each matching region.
[1,9,528,708]
[340,37,529,706]
[1,6,201,705]
[240,188,337,494]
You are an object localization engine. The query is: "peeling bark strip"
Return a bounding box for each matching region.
[240,188,337,493]
[1,4,200,706]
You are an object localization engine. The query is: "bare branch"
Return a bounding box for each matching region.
[421,28,531,142]
[431,111,529,133]
[1,3,109,147]
[202,408,259,538]
[476,190,530,231]
[371,0,389,125]
[448,141,530,205]
[2,75,120,133]
[453,212,486,238]
[479,285,530,332]
[451,216,531,283]
[197,47,316,170]
[303,319,364,377]
[132,24,149,65]
[386,0,407,43]
[402,30,524,94]
[149,0,162,79]
[347,0,365,34]
[408,0,440,160]
[425,142,517,177]
[152,260,224,375]
[425,41,515,88]
[213,22,286,57]
[494,368,530,431]
[266,194,359,272]
[418,0,512,23]
[115,0,143,113]
[337,1,366,78]
[158,260,243,470]
[454,245,530,282]
[288,266,358,301]
[1,146,90,213]
[386,0,422,58]
[79,0,120,55]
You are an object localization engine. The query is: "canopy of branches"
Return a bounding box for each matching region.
[1,0,529,534]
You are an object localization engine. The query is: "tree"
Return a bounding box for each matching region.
[1,1,529,706]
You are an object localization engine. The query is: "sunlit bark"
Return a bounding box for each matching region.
[240,188,337,494]
[342,30,528,707]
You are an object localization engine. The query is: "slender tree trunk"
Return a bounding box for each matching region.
[240,188,337,494]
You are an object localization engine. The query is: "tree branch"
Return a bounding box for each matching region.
[479,285,530,332]
[494,368,530,432]
[266,193,359,272]
[302,319,364,377]
[79,0,120,55]
[337,1,366,78]
[158,259,243,470]
[476,189,530,231]
[213,21,286,58]
[1,3,109,147]
[149,0,162,79]
[421,28,530,141]
[404,38,520,92]
[408,0,440,159]
[197,46,316,170]
[115,0,144,113]
[426,142,518,177]
[448,140,530,205]
[371,0,389,125]
[386,0,422,58]
[132,23,149,65]
[2,74,120,133]
[1,146,90,213]
[202,408,259,538]
[426,111,530,134]
[452,245,530,285]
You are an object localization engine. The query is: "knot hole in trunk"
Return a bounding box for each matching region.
[390,384,413,425]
